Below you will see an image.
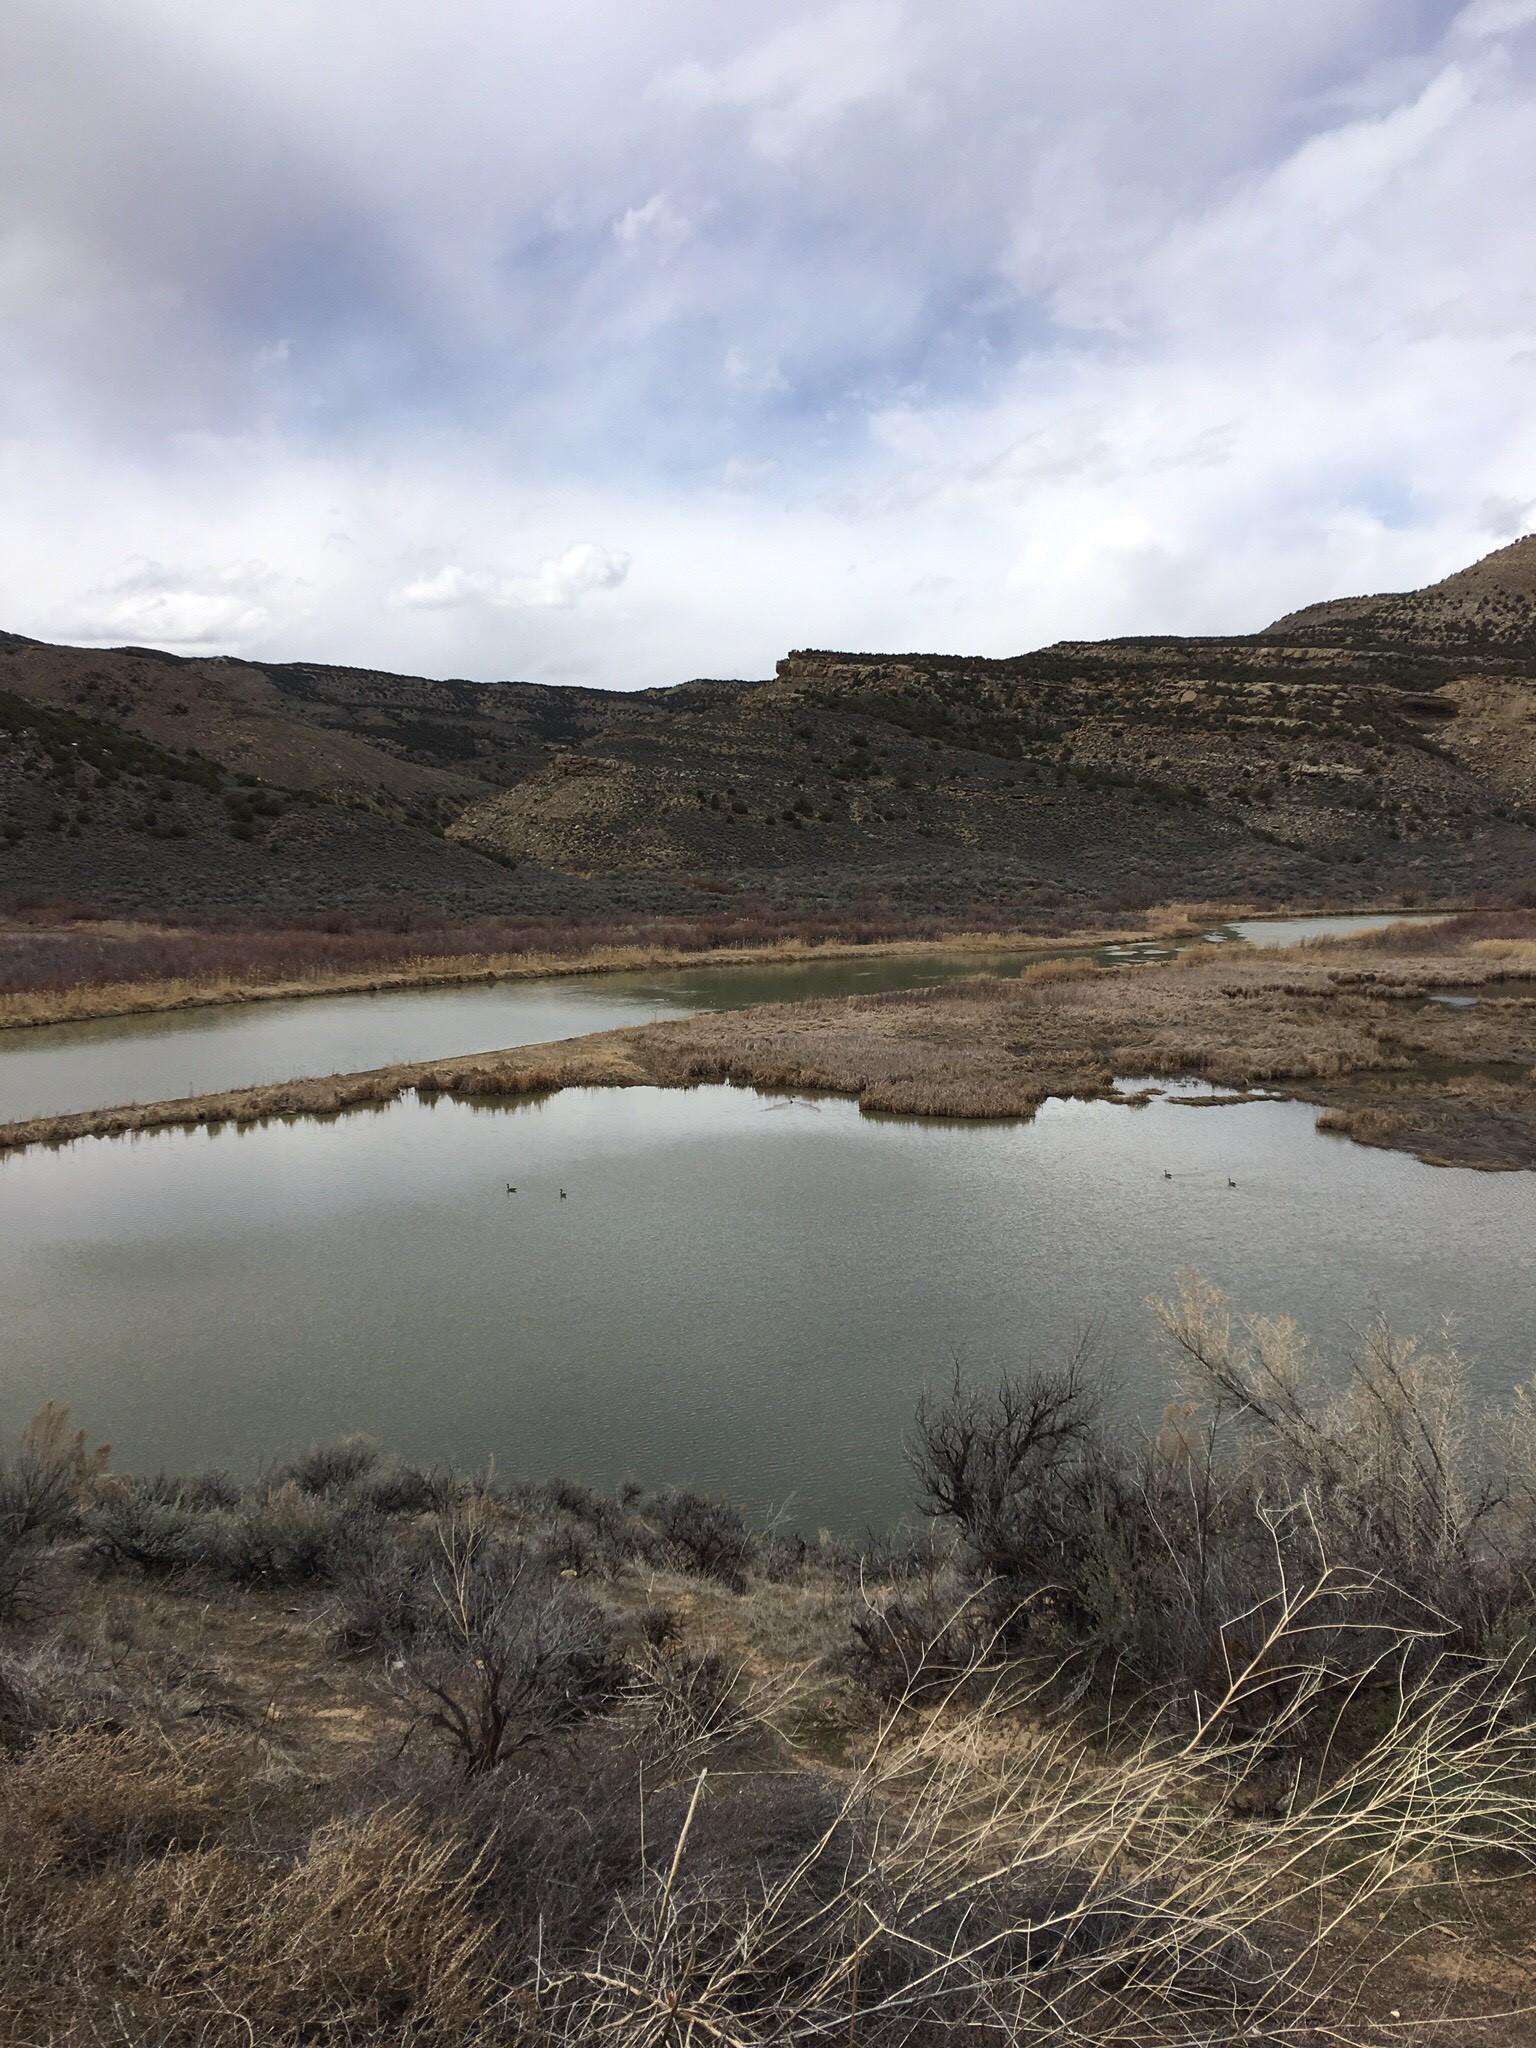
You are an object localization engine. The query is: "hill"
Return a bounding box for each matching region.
[1269,531,1536,651]
[4,539,1536,923]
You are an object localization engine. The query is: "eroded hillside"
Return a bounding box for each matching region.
[4,537,1536,920]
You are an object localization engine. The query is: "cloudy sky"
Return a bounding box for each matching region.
[2,0,1534,688]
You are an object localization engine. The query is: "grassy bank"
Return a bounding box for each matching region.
[0,928,1126,1033]
[7,912,1533,1169]
[5,1283,1536,2042]
[0,894,1462,1030]
[0,902,1198,1031]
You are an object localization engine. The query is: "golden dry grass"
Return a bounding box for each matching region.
[4,914,1531,1168]
[8,1344,1536,2046]
[0,896,1462,1031]
[0,925,1152,1032]
[6,1565,1536,2045]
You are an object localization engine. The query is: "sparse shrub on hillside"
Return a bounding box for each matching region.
[0,1406,112,1627]
[900,1281,1536,1736]
[647,1487,756,1588]
[6,1291,1536,2042]
[395,1510,622,1775]
[329,1520,436,1654]
[85,1491,213,1577]
[0,1655,48,1752]
[0,1533,49,1630]
[360,1460,452,1516]
[215,1483,377,1587]
[0,1403,110,1541]
[279,1434,381,1496]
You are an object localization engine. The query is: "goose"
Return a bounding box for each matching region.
[1227,1177,1237,1189]
[506,1183,517,1194]
[559,1188,568,1200]
[1162,1170,1173,1181]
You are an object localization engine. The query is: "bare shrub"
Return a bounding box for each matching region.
[0,1402,110,1540]
[626,1638,796,1775]
[848,1576,1000,1701]
[647,1487,757,1589]
[903,1288,1536,1729]
[278,1433,381,1495]
[544,1609,1536,2046]
[211,1482,375,1587]
[0,1655,47,1753]
[328,1521,435,1655]
[0,1529,49,1628]
[361,1460,455,1517]
[85,1490,213,1576]
[910,1343,1103,1536]
[396,1510,622,1775]
[1155,1273,1517,1652]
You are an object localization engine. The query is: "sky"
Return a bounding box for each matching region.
[2,0,1534,689]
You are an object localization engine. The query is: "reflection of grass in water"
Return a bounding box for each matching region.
[5,913,1534,1169]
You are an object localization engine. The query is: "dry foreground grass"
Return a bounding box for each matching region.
[9,1276,1536,2046]
[7,909,1534,1169]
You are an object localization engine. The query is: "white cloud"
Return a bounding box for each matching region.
[613,192,692,247]
[394,545,630,615]
[0,1,1533,687]
[723,346,786,394]
[653,0,921,156]
[66,556,277,646]
[396,564,490,609]
[1455,0,1536,42]
[720,455,777,489]
[511,543,632,608]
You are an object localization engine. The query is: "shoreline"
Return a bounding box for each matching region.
[5,921,1530,1170]
[0,925,1160,1032]
[9,1315,1535,2041]
[0,896,1464,1032]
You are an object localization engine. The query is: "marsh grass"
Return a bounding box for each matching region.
[0,904,1136,1031]
[9,910,1532,1163]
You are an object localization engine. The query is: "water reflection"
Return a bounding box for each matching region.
[3,1084,1530,1530]
[0,913,1415,1123]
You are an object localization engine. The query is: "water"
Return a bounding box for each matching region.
[3,1083,1531,1530]
[1225,912,1445,948]
[0,910,1418,1125]
[0,942,1183,1125]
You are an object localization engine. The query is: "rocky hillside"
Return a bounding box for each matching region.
[4,540,1536,920]
[1270,531,1536,652]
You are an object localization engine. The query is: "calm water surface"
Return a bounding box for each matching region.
[1226,912,1446,947]
[0,911,1427,1124]
[0,942,1183,1124]
[3,1084,1530,1530]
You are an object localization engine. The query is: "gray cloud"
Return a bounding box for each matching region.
[0,0,1531,684]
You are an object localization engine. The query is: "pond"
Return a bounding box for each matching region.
[3,1081,1531,1531]
[0,911,1429,1125]
[1225,912,1445,947]
[0,939,1189,1125]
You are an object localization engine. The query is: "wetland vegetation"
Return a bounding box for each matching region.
[6,909,1530,1169]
